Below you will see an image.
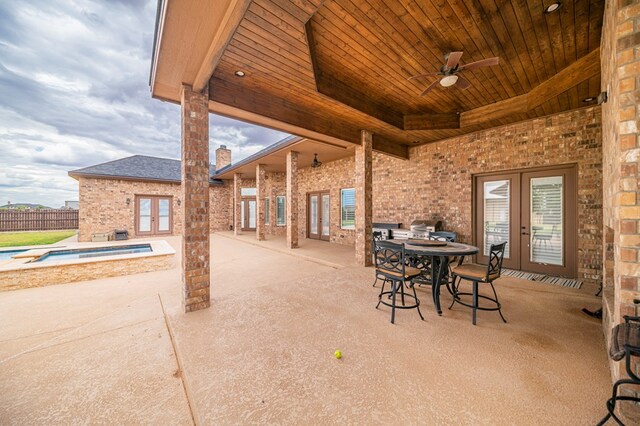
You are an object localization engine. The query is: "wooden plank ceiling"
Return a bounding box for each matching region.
[209,0,604,150]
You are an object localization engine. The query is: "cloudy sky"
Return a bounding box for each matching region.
[0,0,288,208]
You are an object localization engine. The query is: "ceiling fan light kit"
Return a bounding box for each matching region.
[409,51,500,96]
[440,75,458,87]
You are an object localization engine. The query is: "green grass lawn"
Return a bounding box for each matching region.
[0,230,77,248]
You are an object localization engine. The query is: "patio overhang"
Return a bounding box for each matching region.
[151,0,604,156]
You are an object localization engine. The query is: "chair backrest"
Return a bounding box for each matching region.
[486,242,507,279]
[374,240,405,277]
[372,231,383,254]
[429,231,457,242]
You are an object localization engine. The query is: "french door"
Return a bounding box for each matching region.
[241,197,257,231]
[135,195,172,236]
[308,191,330,241]
[474,165,577,277]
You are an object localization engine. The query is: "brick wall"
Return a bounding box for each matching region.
[298,157,356,245]
[77,177,229,241]
[601,0,640,393]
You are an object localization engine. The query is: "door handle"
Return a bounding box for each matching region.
[522,232,529,235]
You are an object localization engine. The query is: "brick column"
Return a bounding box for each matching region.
[286,151,298,248]
[256,164,266,241]
[355,130,373,266]
[180,84,210,313]
[234,173,242,235]
[601,0,640,404]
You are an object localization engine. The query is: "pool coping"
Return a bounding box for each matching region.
[0,240,175,272]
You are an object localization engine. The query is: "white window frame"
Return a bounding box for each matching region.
[265,197,270,225]
[276,196,286,226]
[340,188,356,230]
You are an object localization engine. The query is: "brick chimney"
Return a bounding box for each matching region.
[215,144,232,171]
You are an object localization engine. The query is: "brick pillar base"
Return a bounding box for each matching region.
[256,164,266,241]
[286,151,299,248]
[181,84,210,313]
[355,130,373,266]
[234,173,242,235]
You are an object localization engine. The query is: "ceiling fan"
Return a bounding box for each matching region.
[408,52,500,96]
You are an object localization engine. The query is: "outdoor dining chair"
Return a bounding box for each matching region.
[597,315,640,426]
[411,231,458,287]
[374,240,424,324]
[449,242,507,325]
[371,231,386,288]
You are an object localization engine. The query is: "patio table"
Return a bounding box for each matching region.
[385,240,479,315]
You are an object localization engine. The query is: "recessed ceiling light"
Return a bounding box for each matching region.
[583,97,595,102]
[234,70,245,77]
[545,2,561,13]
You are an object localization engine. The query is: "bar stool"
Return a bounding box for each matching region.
[449,242,507,325]
[597,316,640,425]
[374,240,424,324]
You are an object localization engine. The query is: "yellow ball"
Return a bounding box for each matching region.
[334,350,342,359]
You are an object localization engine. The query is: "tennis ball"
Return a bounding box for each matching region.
[334,350,342,359]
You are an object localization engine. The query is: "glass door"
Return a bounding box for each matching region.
[241,197,256,231]
[321,194,330,241]
[520,167,576,277]
[474,166,577,277]
[475,174,520,269]
[309,194,320,239]
[136,195,172,236]
[307,191,329,241]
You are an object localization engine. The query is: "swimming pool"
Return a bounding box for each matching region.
[35,244,152,262]
[0,249,28,261]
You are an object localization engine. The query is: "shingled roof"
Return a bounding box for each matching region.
[68,155,221,185]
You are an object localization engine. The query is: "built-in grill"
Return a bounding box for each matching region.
[372,222,402,240]
[393,220,443,240]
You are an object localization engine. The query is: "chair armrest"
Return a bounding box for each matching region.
[624,315,640,324]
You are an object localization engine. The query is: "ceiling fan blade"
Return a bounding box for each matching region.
[446,51,463,69]
[459,57,500,71]
[420,80,439,96]
[407,72,439,81]
[455,76,471,90]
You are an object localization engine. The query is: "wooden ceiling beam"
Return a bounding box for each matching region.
[192,0,252,92]
[305,20,405,129]
[404,113,460,130]
[372,134,409,160]
[209,77,363,145]
[460,47,600,128]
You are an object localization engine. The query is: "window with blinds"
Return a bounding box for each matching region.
[341,188,355,229]
[276,196,286,226]
[530,176,563,265]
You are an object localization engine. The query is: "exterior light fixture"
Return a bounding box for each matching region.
[234,70,245,77]
[311,153,322,169]
[582,97,595,103]
[597,91,608,105]
[177,198,181,206]
[544,2,561,13]
[126,198,131,206]
[440,75,458,87]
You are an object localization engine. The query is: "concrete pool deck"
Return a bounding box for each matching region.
[0,234,613,424]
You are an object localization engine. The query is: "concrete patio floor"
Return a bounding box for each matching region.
[0,234,612,424]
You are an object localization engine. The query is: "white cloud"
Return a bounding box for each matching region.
[0,0,290,208]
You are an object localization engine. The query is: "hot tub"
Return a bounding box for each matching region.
[0,240,175,291]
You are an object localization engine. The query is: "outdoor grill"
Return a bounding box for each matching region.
[372,222,402,240]
[393,220,443,240]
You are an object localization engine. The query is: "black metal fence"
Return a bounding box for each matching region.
[0,209,79,231]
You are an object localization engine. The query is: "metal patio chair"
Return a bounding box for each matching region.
[449,242,507,325]
[374,240,424,324]
[371,231,386,288]
[597,316,640,426]
[411,231,458,288]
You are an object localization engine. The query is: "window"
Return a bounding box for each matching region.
[341,188,355,229]
[265,198,270,225]
[241,187,257,196]
[276,196,286,226]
